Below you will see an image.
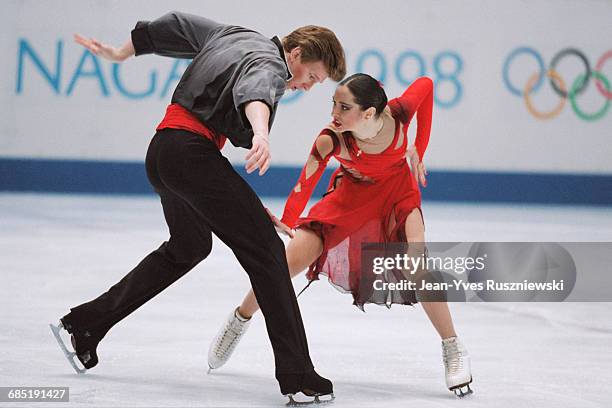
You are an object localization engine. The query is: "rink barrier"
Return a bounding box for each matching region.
[0,157,611,205]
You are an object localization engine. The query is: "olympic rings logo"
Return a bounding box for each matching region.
[503,47,612,121]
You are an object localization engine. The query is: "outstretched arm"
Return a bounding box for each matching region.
[75,11,224,61]
[74,34,135,62]
[280,130,338,229]
[388,76,434,162]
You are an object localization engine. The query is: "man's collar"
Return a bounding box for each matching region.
[271,36,292,80]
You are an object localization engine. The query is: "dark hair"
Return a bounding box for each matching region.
[282,26,347,81]
[339,73,388,117]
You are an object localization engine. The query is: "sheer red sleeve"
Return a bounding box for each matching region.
[281,129,339,229]
[388,76,434,161]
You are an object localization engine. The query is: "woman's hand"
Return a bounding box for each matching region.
[407,145,427,187]
[73,34,134,62]
[265,208,295,238]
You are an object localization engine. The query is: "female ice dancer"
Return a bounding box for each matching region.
[208,74,473,397]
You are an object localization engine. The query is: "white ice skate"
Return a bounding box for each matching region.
[442,336,473,397]
[207,307,251,372]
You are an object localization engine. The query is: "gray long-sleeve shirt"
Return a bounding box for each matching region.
[131,11,291,149]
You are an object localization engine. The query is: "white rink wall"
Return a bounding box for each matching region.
[1,1,612,204]
[2,0,611,172]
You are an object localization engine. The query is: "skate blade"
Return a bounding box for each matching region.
[49,322,87,374]
[450,382,473,398]
[286,393,335,406]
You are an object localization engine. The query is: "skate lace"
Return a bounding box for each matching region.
[443,341,463,374]
[214,319,246,357]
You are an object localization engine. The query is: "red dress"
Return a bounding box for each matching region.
[280,77,434,309]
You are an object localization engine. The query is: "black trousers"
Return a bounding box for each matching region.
[63,129,314,383]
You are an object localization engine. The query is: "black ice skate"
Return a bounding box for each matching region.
[281,371,335,406]
[49,320,100,374]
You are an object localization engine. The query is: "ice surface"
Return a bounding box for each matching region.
[1,193,611,407]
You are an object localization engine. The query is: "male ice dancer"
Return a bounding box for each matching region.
[49,11,346,404]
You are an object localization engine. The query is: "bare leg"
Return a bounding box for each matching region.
[238,228,323,318]
[404,209,457,339]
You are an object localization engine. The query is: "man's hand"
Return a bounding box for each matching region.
[245,132,271,176]
[74,34,134,62]
[407,145,427,187]
[265,208,294,238]
[244,101,272,176]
